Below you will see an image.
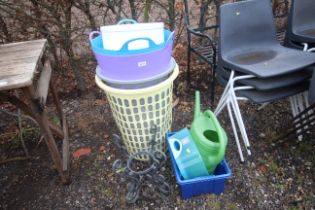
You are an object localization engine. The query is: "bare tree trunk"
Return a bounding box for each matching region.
[198,0,213,31]
[143,0,152,22]
[153,0,176,30]
[74,0,97,31]
[0,14,12,43]
[66,47,86,93]
[104,0,123,23]
[214,0,221,35]
[272,0,279,15]
[167,0,175,31]
[128,0,137,20]
[62,0,86,93]
[30,0,60,70]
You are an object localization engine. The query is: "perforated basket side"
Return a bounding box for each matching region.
[96,64,179,160]
[105,83,173,158]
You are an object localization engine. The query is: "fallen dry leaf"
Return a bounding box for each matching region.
[99,145,106,152]
[93,99,107,106]
[175,0,183,10]
[73,148,92,159]
[258,164,268,174]
[173,97,180,108]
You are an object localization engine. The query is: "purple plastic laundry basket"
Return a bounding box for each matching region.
[89,30,174,81]
[96,57,176,89]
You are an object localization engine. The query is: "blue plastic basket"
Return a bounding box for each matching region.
[166,132,232,199]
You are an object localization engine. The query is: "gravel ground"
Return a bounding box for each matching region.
[0,62,315,210]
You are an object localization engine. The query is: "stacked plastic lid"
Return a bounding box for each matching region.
[89,19,175,89]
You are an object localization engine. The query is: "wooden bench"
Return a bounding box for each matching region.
[0,39,69,183]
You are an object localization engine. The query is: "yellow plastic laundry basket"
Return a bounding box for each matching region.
[95,64,179,159]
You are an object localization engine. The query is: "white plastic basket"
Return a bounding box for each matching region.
[95,64,179,159]
[100,19,164,51]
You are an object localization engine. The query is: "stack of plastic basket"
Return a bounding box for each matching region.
[91,19,179,159]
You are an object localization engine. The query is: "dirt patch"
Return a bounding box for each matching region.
[1,55,315,210]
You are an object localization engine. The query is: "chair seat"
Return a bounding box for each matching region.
[239,82,309,103]
[217,74,309,103]
[221,45,315,77]
[192,44,217,63]
[218,65,313,90]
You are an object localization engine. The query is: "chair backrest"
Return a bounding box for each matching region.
[219,0,278,56]
[288,0,315,34]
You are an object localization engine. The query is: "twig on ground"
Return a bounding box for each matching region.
[36,135,45,148]
[0,108,38,125]
[0,156,30,165]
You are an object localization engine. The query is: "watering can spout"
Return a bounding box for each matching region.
[194,91,201,120]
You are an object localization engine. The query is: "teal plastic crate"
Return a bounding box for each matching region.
[166,132,232,199]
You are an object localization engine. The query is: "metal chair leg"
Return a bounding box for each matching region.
[227,102,244,162]
[229,89,251,155]
[215,71,255,160]
[210,65,216,108]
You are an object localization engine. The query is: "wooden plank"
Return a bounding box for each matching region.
[22,86,68,183]
[49,77,69,171]
[36,60,52,105]
[0,39,46,54]
[0,39,47,91]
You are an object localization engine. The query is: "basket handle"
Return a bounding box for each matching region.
[168,138,182,159]
[165,31,175,47]
[119,37,157,51]
[89,31,101,42]
[117,19,138,25]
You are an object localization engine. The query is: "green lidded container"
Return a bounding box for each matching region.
[190,91,228,174]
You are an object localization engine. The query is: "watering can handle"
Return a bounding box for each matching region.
[117,19,138,25]
[119,37,157,51]
[89,31,101,42]
[204,110,223,140]
[204,110,226,156]
[168,138,182,159]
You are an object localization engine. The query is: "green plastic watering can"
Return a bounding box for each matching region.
[190,91,228,174]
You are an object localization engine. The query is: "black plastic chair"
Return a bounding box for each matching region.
[215,0,315,161]
[280,0,315,139]
[183,0,219,106]
[217,73,310,104]
[219,65,313,91]
[219,0,315,77]
[285,0,315,49]
[276,72,315,141]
